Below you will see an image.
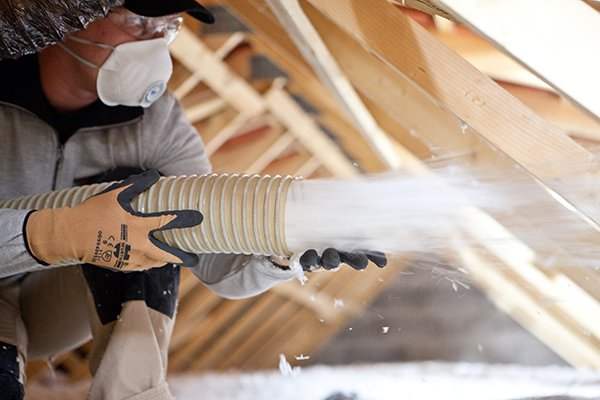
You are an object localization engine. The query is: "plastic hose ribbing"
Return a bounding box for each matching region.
[0,174,297,257]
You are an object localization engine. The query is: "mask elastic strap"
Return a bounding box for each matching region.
[67,35,116,50]
[58,36,117,69]
[57,43,99,69]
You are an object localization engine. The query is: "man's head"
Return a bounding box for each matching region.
[49,0,213,108]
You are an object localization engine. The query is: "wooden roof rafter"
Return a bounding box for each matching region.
[266,0,405,169]
[171,26,359,177]
[390,0,600,141]
[425,0,600,123]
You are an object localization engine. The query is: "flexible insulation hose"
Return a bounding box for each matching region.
[0,174,297,257]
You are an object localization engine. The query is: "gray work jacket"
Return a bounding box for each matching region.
[0,91,297,297]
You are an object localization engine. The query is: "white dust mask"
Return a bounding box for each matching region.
[59,37,173,108]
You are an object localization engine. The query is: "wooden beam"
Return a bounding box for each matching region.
[361,18,582,150]
[430,30,600,140]
[171,290,222,351]
[174,32,248,100]
[204,112,255,156]
[293,156,321,177]
[499,83,600,142]
[262,152,313,176]
[179,268,201,298]
[190,262,376,371]
[194,107,236,145]
[428,0,600,122]
[271,281,361,320]
[169,59,193,92]
[584,0,600,12]
[558,267,600,306]
[170,299,252,371]
[245,132,296,174]
[460,207,600,347]
[241,274,348,369]
[171,27,359,176]
[185,97,228,123]
[211,123,282,172]
[179,84,214,109]
[239,302,303,369]
[171,27,265,116]
[217,295,292,369]
[551,273,600,340]
[297,1,477,159]
[189,294,275,370]
[255,264,398,368]
[220,0,393,172]
[264,82,359,177]
[431,29,552,92]
[456,244,600,368]
[388,0,454,20]
[276,271,406,363]
[267,0,404,169]
[433,14,455,33]
[303,0,593,179]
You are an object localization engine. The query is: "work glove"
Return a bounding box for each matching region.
[272,248,387,272]
[25,169,203,271]
[299,248,387,271]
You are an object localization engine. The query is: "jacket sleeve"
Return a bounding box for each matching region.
[139,93,211,177]
[189,254,300,299]
[140,94,298,298]
[0,209,46,278]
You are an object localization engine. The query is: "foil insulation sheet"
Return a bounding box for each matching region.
[0,0,123,59]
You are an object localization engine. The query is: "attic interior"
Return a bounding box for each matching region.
[4,0,600,399]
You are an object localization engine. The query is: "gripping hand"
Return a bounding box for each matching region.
[25,170,203,271]
[299,248,387,272]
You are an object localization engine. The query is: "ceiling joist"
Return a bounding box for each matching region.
[267,0,404,169]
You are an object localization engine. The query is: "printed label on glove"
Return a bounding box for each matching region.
[92,224,131,269]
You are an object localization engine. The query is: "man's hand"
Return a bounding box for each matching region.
[299,248,387,272]
[25,170,202,271]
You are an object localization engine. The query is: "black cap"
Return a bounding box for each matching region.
[124,0,215,24]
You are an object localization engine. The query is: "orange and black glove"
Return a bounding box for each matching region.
[25,170,202,271]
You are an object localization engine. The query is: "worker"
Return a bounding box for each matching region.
[0,1,387,399]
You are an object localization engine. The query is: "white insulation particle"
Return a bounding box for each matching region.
[278,354,301,377]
